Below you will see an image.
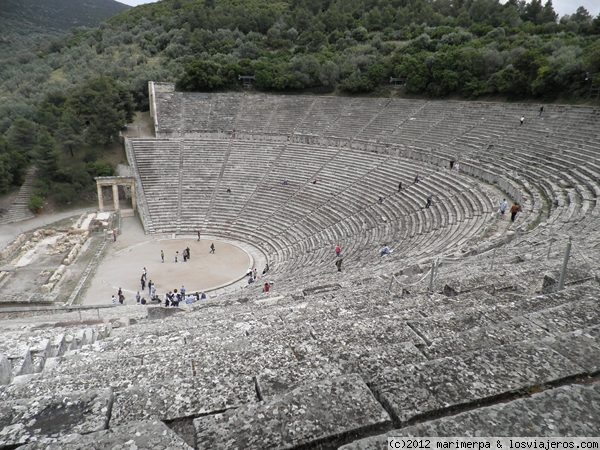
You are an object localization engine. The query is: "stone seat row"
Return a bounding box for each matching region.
[2,284,597,446]
[20,283,598,387]
[4,284,598,398]
[156,91,580,145]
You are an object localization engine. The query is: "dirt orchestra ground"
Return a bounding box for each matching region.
[82,217,251,304]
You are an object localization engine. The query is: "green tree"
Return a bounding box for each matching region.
[6,118,38,156]
[177,59,238,91]
[540,0,557,23]
[525,0,543,24]
[65,77,133,146]
[0,154,13,194]
[55,112,85,158]
[34,129,59,179]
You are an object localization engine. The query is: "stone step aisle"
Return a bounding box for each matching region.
[0,167,37,225]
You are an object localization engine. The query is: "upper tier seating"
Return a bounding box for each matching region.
[140,90,599,281]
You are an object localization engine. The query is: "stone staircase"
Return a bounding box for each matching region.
[0,323,112,386]
[0,166,37,225]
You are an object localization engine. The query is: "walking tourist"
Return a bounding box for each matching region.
[335,244,342,257]
[210,243,215,254]
[161,250,164,263]
[520,115,525,126]
[499,199,508,216]
[510,202,522,222]
[335,258,343,272]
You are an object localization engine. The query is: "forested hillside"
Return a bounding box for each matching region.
[0,0,130,59]
[1,0,129,32]
[0,0,599,209]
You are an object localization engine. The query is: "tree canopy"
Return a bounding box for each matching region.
[0,0,599,205]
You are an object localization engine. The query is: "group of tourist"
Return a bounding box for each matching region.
[160,242,216,263]
[498,198,522,222]
[247,263,272,293]
[110,259,213,306]
[164,286,207,307]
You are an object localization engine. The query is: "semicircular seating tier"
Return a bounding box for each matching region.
[128,86,600,279]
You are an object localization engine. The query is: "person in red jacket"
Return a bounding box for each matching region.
[510,202,522,222]
[263,282,270,293]
[335,244,342,257]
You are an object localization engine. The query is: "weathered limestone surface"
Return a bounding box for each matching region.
[425,317,549,358]
[18,419,193,449]
[0,354,11,385]
[0,388,112,448]
[528,299,600,333]
[110,377,257,425]
[372,342,585,424]
[541,327,600,373]
[194,374,391,450]
[341,383,600,449]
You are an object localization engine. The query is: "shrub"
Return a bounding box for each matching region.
[29,194,44,213]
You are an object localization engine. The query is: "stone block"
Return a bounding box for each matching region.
[541,328,600,374]
[18,419,193,449]
[372,342,585,425]
[194,374,391,450]
[341,383,600,449]
[110,376,256,425]
[0,354,12,385]
[147,306,184,320]
[541,273,558,294]
[0,388,112,448]
[442,283,459,297]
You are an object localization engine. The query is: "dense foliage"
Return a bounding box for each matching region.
[0,0,598,207]
[0,77,131,207]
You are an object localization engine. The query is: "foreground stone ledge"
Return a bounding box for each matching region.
[340,383,600,449]
[0,388,112,448]
[18,419,193,449]
[110,377,257,425]
[194,374,391,450]
[372,342,585,424]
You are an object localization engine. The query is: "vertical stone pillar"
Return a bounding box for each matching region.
[97,183,104,212]
[130,181,137,211]
[112,184,120,211]
[0,354,13,385]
